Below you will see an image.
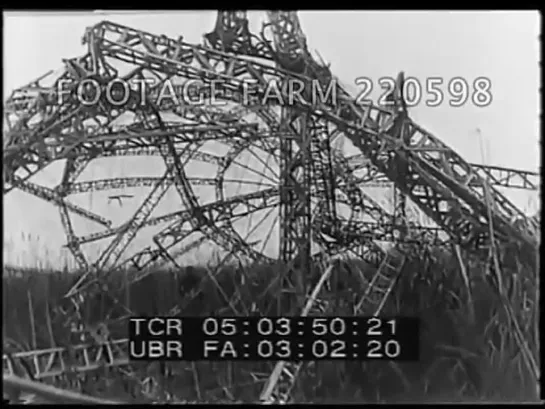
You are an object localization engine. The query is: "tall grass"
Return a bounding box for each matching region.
[3,241,539,403]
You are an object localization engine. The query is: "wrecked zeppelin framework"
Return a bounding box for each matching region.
[3,11,539,404]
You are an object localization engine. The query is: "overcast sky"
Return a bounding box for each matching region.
[3,11,541,268]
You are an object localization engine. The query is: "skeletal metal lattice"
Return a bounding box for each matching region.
[3,11,539,404]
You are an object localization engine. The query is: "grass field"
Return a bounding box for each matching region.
[2,242,540,404]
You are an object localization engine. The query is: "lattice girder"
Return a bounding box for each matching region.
[3,339,129,380]
[346,154,539,191]
[10,176,110,227]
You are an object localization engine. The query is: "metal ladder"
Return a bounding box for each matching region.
[354,248,405,315]
[259,251,405,404]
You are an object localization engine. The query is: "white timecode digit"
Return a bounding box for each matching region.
[202,318,237,336]
[257,340,291,359]
[313,318,346,336]
[367,318,396,336]
[367,340,401,359]
[387,319,396,335]
[367,317,382,336]
[276,317,291,336]
[257,318,273,336]
[257,318,291,336]
[312,340,346,359]
[329,317,346,336]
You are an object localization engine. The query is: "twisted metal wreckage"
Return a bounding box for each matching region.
[3,11,540,404]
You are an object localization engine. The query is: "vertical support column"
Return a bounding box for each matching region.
[389,72,410,244]
[316,124,337,226]
[278,108,311,313]
[393,187,408,242]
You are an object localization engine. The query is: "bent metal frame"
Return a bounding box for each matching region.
[3,11,539,404]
